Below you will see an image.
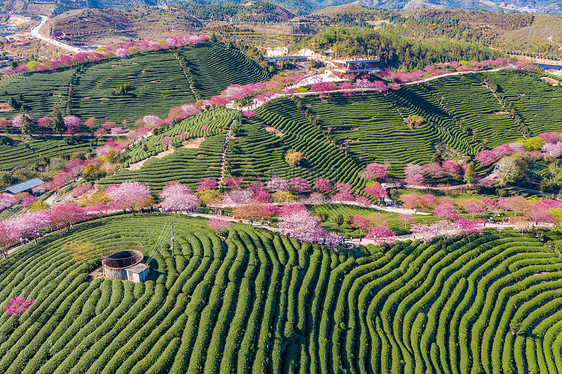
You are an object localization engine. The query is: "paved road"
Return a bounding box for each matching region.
[31,15,83,54]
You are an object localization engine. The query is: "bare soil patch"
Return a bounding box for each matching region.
[0,103,12,112]
[7,15,30,26]
[127,147,176,170]
[182,137,205,148]
[87,267,103,282]
[263,126,284,137]
[541,76,561,86]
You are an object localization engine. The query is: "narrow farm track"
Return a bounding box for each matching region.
[1,214,562,373]
[171,50,200,101]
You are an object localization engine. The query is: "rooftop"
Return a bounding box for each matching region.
[3,178,45,194]
[333,56,380,64]
[127,263,150,274]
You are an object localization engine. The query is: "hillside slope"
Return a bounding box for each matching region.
[98,70,562,194]
[1,214,562,372]
[0,42,269,123]
[1,0,559,15]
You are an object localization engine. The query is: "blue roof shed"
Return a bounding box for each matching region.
[3,178,45,194]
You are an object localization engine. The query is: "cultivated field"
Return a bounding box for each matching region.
[0,42,269,124]
[1,214,562,372]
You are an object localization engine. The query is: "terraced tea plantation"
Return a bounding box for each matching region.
[0,42,269,123]
[2,214,562,373]
[100,108,233,193]
[0,137,101,170]
[242,98,365,186]
[308,203,441,235]
[287,70,562,177]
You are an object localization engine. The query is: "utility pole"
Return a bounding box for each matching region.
[167,221,178,257]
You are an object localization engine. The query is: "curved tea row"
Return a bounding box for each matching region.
[0,214,561,373]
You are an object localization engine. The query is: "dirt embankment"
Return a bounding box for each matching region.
[127,147,177,171]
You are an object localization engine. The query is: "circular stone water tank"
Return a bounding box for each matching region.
[102,249,144,280]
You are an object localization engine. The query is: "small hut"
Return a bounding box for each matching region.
[126,263,150,282]
[2,178,45,194]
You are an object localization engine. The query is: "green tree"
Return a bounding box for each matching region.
[335,214,344,227]
[51,104,66,135]
[19,110,36,135]
[463,161,475,186]
[8,97,20,111]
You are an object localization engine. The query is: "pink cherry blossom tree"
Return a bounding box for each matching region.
[3,295,34,323]
[359,163,388,181]
[289,177,310,193]
[366,226,396,244]
[404,174,425,185]
[349,215,371,231]
[542,142,562,158]
[480,197,500,213]
[355,196,370,206]
[280,203,306,216]
[493,144,515,158]
[1,211,50,244]
[71,184,93,198]
[498,196,531,215]
[254,190,271,203]
[475,150,498,166]
[208,218,231,235]
[423,162,445,179]
[462,199,486,216]
[63,116,81,134]
[364,183,387,200]
[314,178,332,193]
[198,179,218,191]
[224,189,254,205]
[455,218,485,236]
[232,202,279,220]
[48,203,88,230]
[37,117,53,128]
[404,163,424,176]
[224,176,243,191]
[115,48,128,58]
[11,114,34,128]
[143,115,161,126]
[331,189,354,201]
[433,203,459,220]
[105,182,153,211]
[161,137,172,148]
[0,194,19,211]
[538,132,562,144]
[159,181,198,212]
[278,209,326,243]
[247,181,264,194]
[401,193,438,210]
[399,213,416,227]
[20,195,37,207]
[442,160,461,177]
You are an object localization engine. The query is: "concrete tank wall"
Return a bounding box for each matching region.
[103,266,127,280]
[102,249,145,281]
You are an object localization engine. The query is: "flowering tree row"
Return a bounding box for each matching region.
[377,57,535,85]
[399,192,562,225]
[1,34,209,77]
[357,132,562,188]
